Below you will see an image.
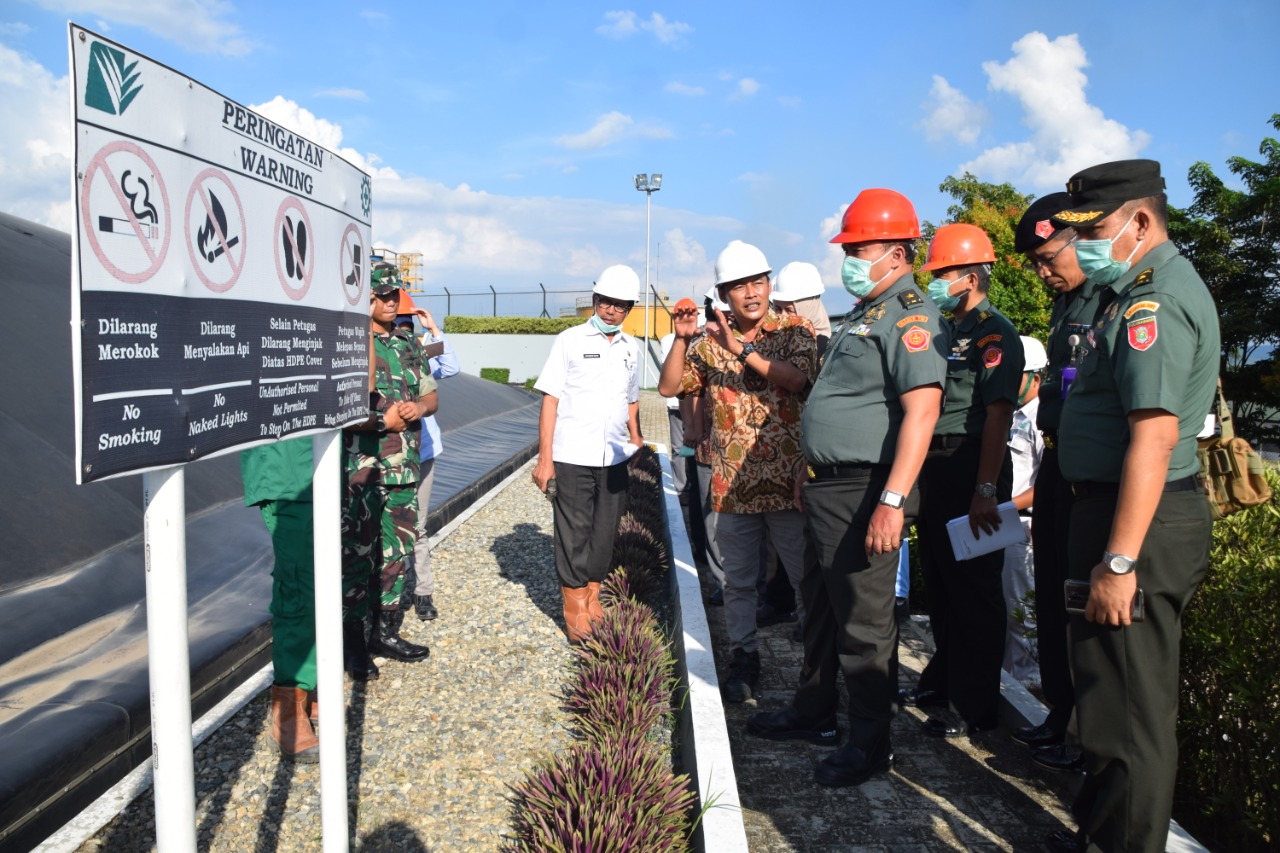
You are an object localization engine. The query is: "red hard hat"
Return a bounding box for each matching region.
[829,188,922,244]
[920,223,996,271]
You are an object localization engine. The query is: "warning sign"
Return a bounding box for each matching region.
[70,25,372,483]
[184,167,245,293]
[79,140,171,284]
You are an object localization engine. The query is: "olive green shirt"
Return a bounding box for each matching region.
[802,277,948,466]
[1059,241,1220,482]
[1038,279,1104,433]
[934,298,1023,436]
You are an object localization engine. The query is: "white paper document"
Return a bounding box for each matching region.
[946,501,1027,561]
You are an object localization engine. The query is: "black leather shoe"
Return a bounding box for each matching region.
[722,649,760,703]
[413,594,439,621]
[1012,721,1064,748]
[756,601,798,627]
[1044,827,1085,852]
[814,740,893,788]
[922,711,997,738]
[906,687,949,708]
[1033,743,1084,773]
[706,586,724,607]
[342,621,379,682]
[746,705,840,745]
[370,608,431,663]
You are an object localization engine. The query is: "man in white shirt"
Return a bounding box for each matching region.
[533,265,643,642]
[1003,336,1047,684]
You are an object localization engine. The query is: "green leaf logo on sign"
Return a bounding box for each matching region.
[85,42,143,116]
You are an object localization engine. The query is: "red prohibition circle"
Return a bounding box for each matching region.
[273,196,315,301]
[339,223,365,306]
[183,167,246,293]
[79,140,171,284]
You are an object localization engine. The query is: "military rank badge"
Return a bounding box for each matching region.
[902,327,931,352]
[982,345,1003,368]
[1127,317,1157,351]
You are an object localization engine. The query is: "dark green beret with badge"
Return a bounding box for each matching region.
[1052,159,1166,227]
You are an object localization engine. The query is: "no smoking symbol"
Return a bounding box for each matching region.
[80,140,171,284]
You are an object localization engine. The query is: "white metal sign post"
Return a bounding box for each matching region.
[69,23,372,851]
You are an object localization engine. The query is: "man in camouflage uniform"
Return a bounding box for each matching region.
[342,264,438,680]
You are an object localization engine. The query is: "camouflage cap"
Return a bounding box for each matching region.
[1052,159,1166,227]
[371,262,402,295]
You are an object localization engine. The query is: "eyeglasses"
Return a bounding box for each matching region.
[596,296,633,312]
[1027,236,1077,271]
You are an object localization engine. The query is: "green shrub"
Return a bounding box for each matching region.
[480,367,510,384]
[444,315,583,334]
[1175,470,1280,851]
[523,376,538,392]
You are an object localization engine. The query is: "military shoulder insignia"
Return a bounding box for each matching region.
[896,313,929,328]
[1123,300,1160,319]
[902,326,931,352]
[898,290,923,308]
[1127,317,1157,351]
[1135,268,1154,285]
[977,310,991,323]
[977,333,1002,347]
[1055,209,1103,224]
[982,345,1003,368]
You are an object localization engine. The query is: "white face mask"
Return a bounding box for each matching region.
[1075,211,1142,285]
[840,248,894,298]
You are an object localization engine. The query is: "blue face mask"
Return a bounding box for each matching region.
[927,274,966,312]
[840,248,894,298]
[590,314,623,334]
[1075,211,1141,285]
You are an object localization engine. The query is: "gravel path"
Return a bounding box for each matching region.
[78,471,576,853]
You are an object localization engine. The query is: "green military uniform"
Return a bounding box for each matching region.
[1031,276,1105,736]
[793,276,948,750]
[1059,239,1218,852]
[342,326,437,620]
[916,298,1023,729]
[241,438,316,691]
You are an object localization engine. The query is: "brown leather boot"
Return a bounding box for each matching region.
[270,685,319,763]
[562,586,593,643]
[306,689,319,728]
[585,581,606,625]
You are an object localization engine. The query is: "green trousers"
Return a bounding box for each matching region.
[260,500,317,691]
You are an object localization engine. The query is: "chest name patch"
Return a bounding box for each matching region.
[583,353,601,359]
[1127,317,1158,351]
[902,326,931,352]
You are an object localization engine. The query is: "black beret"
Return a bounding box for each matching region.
[1052,159,1166,227]
[1014,192,1074,253]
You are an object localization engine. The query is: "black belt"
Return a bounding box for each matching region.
[929,434,972,451]
[809,463,876,481]
[1070,475,1201,500]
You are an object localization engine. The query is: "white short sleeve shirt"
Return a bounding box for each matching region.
[1009,396,1044,500]
[535,321,640,467]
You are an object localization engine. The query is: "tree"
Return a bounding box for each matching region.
[1168,114,1280,444]
[916,173,1054,340]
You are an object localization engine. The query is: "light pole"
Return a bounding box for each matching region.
[634,172,662,388]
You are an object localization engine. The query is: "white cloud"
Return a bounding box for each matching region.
[555,111,673,149]
[665,81,705,96]
[316,88,368,101]
[919,75,986,144]
[736,78,760,98]
[250,96,394,179]
[596,11,691,45]
[777,95,801,110]
[736,172,771,188]
[0,43,72,229]
[32,0,252,56]
[960,32,1149,188]
[0,22,32,37]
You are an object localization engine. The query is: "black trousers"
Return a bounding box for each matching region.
[551,460,629,588]
[1068,488,1210,853]
[916,439,1012,727]
[1031,446,1075,733]
[794,466,912,749]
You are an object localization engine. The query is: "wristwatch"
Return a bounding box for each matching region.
[373,410,387,431]
[974,482,997,499]
[878,489,906,509]
[1102,551,1137,575]
[737,342,756,363]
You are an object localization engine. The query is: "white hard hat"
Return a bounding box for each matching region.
[1021,336,1048,372]
[771,261,825,302]
[704,283,729,313]
[593,264,640,302]
[714,240,771,286]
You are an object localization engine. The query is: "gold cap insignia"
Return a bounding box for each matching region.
[1055,209,1103,223]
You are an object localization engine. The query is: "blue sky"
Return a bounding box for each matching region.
[2,0,1277,318]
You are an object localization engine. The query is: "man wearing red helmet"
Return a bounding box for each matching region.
[747,190,945,788]
[911,223,1024,739]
